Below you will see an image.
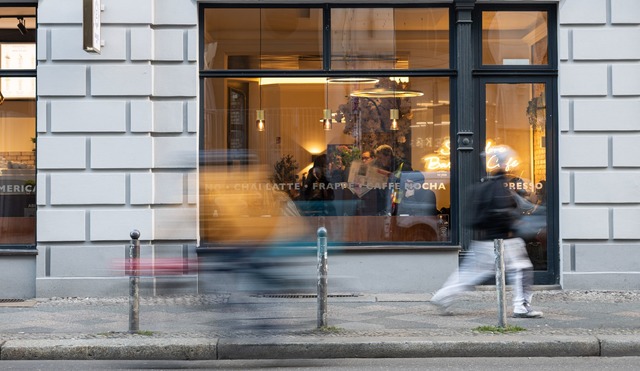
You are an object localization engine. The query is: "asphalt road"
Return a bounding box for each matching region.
[2,357,640,371]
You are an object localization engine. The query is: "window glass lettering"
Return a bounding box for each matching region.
[201,77,451,244]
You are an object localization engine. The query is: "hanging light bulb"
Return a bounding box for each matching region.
[322,109,333,131]
[390,108,399,131]
[256,109,265,132]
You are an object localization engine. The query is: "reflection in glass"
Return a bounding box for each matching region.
[201,77,451,244]
[0,100,36,245]
[331,8,449,70]
[203,8,323,70]
[485,83,547,270]
[482,11,548,65]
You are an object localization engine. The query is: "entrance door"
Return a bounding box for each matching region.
[480,80,557,284]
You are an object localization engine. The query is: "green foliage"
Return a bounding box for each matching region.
[272,154,299,183]
[316,325,344,333]
[272,154,299,198]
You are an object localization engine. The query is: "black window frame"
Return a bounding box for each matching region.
[0,3,37,250]
[197,3,459,249]
[472,3,559,284]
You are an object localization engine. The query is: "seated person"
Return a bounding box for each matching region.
[396,171,437,216]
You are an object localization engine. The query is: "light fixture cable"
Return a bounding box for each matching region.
[390,8,399,132]
[322,78,332,130]
[256,9,265,132]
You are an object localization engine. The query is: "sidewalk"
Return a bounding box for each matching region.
[1,289,639,360]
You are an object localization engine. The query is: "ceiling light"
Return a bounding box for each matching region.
[17,17,28,35]
[350,88,424,98]
[390,109,399,131]
[327,77,379,84]
[321,109,333,131]
[256,110,265,132]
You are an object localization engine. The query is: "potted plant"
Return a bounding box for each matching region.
[271,154,299,199]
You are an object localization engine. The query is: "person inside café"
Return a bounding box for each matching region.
[301,154,336,216]
[373,144,413,215]
[361,151,373,165]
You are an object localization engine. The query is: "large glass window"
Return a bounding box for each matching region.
[0,7,36,246]
[482,11,548,65]
[484,83,548,270]
[203,8,324,70]
[201,76,451,244]
[331,8,449,70]
[200,6,452,246]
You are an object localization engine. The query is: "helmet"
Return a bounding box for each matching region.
[484,144,517,172]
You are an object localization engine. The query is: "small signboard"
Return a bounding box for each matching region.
[83,0,101,53]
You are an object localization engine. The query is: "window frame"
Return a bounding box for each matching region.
[0,5,37,250]
[198,3,459,249]
[472,3,559,284]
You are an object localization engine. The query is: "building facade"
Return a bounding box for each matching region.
[0,0,638,299]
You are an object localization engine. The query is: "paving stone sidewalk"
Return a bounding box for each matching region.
[1,290,639,359]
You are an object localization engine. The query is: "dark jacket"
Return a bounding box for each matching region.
[470,171,519,240]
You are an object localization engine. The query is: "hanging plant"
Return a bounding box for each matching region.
[335,78,413,159]
[526,95,545,131]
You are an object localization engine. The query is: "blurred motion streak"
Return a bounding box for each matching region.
[110,258,200,277]
[200,162,313,243]
[199,155,316,296]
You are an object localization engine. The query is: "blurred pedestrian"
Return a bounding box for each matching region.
[431,145,542,318]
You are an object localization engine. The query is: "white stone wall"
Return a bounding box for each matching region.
[28,0,640,295]
[559,0,640,289]
[35,0,198,296]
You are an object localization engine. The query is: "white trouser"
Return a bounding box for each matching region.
[431,238,534,309]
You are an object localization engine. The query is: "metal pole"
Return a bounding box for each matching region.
[317,227,328,328]
[128,229,140,333]
[494,238,507,328]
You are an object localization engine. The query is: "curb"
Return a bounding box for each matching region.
[217,335,600,359]
[3,335,639,360]
[0,338,217,361]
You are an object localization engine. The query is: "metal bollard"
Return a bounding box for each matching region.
[317,227,328,328]
[128,229,140,333]
[494,238,507,328]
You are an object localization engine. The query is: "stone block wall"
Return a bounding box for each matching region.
[35,0,198,296]
[559,0,640,289]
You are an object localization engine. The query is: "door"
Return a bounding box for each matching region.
[479,79,557,284]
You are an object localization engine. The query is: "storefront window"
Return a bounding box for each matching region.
[200,6,453,246]
[201,76,451,244]
[482,11,548,65]
[0,8,37,246]
[202,8,323,70]
[485,83,547,269]
[331,8,449,70]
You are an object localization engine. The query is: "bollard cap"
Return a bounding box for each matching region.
[317,227,327,237]
[130,229,141,239]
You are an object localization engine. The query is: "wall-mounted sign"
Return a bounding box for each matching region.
[83,0,101,53]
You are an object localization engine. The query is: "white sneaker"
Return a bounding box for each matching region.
[512,302,543,318]
[431,296,454,315]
